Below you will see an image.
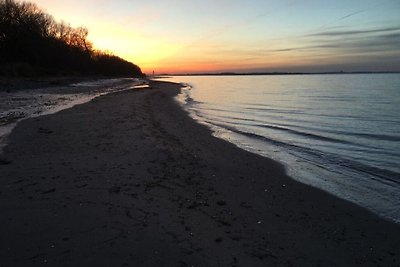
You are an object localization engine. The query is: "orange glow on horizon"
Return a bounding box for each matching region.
[27,0,400,74]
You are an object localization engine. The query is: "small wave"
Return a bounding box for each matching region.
[256,123,356,144]
[244,106,307,115]
[204,113,358,146]
[185,96,203,105]
[204,119,400,183]
[180,85,204,106]
[345,132,400,142]
[205,119,309,150]
[307,95,359,102]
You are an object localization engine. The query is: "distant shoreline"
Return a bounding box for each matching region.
[157,71,400,77]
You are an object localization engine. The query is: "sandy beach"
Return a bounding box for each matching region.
[0,80,399,266]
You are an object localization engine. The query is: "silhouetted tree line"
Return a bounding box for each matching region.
[0,0,143,77]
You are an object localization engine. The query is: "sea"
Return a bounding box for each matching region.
[161,74,400,222]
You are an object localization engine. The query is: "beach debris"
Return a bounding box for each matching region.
[12,179,24,184]
[217,218,232,226]
[38,127,53,134]
[240,202,252,208]
[217,200,227,206]
[187,200,201,209]
[0,158,11,165]
[108,186,121,194]
[76,183,88,188]
[1,111,25,124]
[41,188,56,194]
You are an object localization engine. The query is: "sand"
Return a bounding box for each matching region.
[0,80,399,266]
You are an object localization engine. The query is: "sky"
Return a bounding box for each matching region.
[30,0,400,74]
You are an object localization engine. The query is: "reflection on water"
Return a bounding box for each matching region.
[163,74,400,222]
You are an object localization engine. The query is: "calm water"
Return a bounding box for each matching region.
[163,74,400,222]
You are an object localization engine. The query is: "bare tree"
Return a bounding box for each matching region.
[0,0,143,77]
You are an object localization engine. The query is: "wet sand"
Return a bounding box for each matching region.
[0,80,399,266]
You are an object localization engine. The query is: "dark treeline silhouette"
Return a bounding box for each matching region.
[0,0,143,77]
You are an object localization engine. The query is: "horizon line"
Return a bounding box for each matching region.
[151,70,400,77]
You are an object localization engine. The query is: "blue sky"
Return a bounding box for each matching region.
[31,0,400,73]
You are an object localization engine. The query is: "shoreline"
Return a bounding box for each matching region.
[166,74,400,223]
[0,80,399,266]
[176,90,400,223]
[0,77,147,155]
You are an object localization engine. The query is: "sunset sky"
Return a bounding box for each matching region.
[30,0,400,74]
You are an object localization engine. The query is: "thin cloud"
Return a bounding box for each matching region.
[257,44,342,54]
[340,10,366,20]
[251,28,400,57]
[307,26,400,37]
